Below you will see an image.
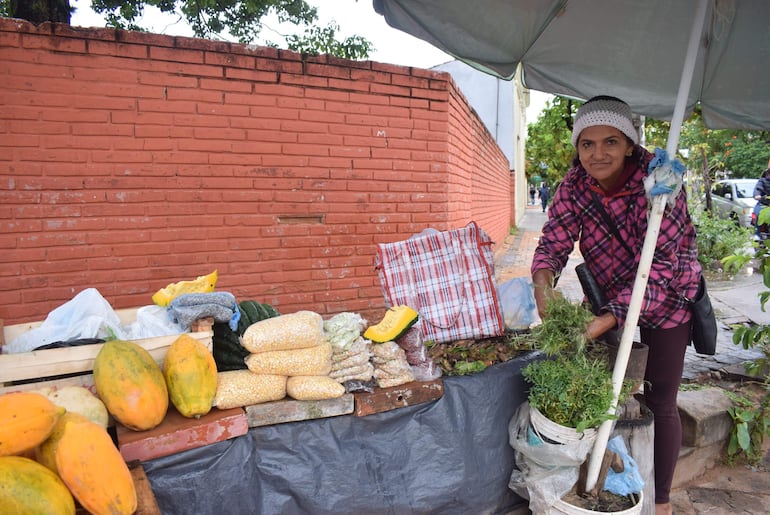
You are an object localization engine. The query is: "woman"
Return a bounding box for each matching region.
[531,96,701,515]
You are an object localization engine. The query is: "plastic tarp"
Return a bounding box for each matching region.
[143,353,540,514]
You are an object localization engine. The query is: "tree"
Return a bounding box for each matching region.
[3,0,374,59]
[525,96,579,187]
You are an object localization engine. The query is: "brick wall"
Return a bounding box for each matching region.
[0,18,513,326]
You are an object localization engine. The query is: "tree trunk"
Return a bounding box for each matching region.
[702,147,712,211]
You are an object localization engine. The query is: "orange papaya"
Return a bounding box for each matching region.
[93,340,169,431]
[53,415,137,515]
[0,391,64,456]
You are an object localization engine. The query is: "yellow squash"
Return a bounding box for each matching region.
[0,392,64,456]
[152,269,218,306]
[163,334,218,418]
[0,456,75,515]
[363,305,419,343]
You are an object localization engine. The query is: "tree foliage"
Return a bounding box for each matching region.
[524,96,579,187]
[3,0,374,59]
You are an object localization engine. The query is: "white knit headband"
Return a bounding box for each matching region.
[571,98,639,147]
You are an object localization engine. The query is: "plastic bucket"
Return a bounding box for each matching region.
[550,491,643,515]
[529,405,598,445]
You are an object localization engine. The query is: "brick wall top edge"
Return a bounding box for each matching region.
[0,16,454,80]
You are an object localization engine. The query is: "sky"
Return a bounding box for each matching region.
[69,0,552,119]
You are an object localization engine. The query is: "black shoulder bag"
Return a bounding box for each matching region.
[686,276,718,355]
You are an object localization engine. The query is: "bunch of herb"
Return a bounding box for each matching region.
[523,353,616,432]
[531,294,594,356]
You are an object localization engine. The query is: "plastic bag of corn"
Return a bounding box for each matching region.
[245,342,332,376]
[242,310,326,353]
[286,375,346,401]
[330,362,375,383]
[371,341,414,388]
[213,370,287,409]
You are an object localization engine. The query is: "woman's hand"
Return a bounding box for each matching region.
[532,269,559,319]
[586,312,618,341]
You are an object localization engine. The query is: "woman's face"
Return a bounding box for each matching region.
[576,125,634,191]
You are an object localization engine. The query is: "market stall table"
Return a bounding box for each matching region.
[143,353,538,514]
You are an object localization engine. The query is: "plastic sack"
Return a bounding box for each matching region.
[4,288,129,353]
[123,304,184,340]
[604,436,645,496]
[497,277,538,330]
[507,401,595,514]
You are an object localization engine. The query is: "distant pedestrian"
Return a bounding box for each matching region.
[538,184,549,212]
[529,185,536,205]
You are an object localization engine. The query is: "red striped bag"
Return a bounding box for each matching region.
[375,222,505,344]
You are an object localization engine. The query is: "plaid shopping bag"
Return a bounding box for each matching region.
[375,222,505,344]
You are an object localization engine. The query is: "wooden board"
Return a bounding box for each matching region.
[353,379,444,416]
[116,406,248,462]
[129,460,163,515]
[245,394,354,428]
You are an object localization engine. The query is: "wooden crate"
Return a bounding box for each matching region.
[0,309,213,394]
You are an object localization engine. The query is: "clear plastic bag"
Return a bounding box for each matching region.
[497,277,538,330]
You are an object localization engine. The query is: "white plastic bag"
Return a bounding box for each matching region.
[123,305,181,340]
[5,288,128,353]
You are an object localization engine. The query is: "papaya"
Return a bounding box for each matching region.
[0,391,64,456]
[94,340,169,431]
[152,269,218,306]
[163,334,218,418]
[0,455,75,515]
[53,414,137,515]
[35,411,92,474]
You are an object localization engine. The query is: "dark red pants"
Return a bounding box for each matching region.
[640,322,690,504]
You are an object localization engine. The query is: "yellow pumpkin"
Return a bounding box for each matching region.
[163,334,217,418]
[53,414,137,515]
[0,392,64,456]
[0,455,75,515]
[94,340,169,431]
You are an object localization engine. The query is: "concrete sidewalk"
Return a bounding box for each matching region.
[494,205,770,514]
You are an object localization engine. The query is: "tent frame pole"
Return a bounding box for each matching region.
[583,0,709,495]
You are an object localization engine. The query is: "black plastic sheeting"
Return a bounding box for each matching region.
[143,352,540,514]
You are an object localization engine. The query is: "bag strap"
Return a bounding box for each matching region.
[590,191,635,256]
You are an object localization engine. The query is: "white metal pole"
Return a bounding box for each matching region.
[583,0,709,493]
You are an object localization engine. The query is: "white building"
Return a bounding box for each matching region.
[431,60,530,226]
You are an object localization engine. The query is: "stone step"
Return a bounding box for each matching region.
[672,386,733,489]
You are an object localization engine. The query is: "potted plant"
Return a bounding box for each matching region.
[522,295,624,440]
[519,295,643,514]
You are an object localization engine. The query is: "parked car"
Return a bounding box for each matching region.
[709,179,757,227]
